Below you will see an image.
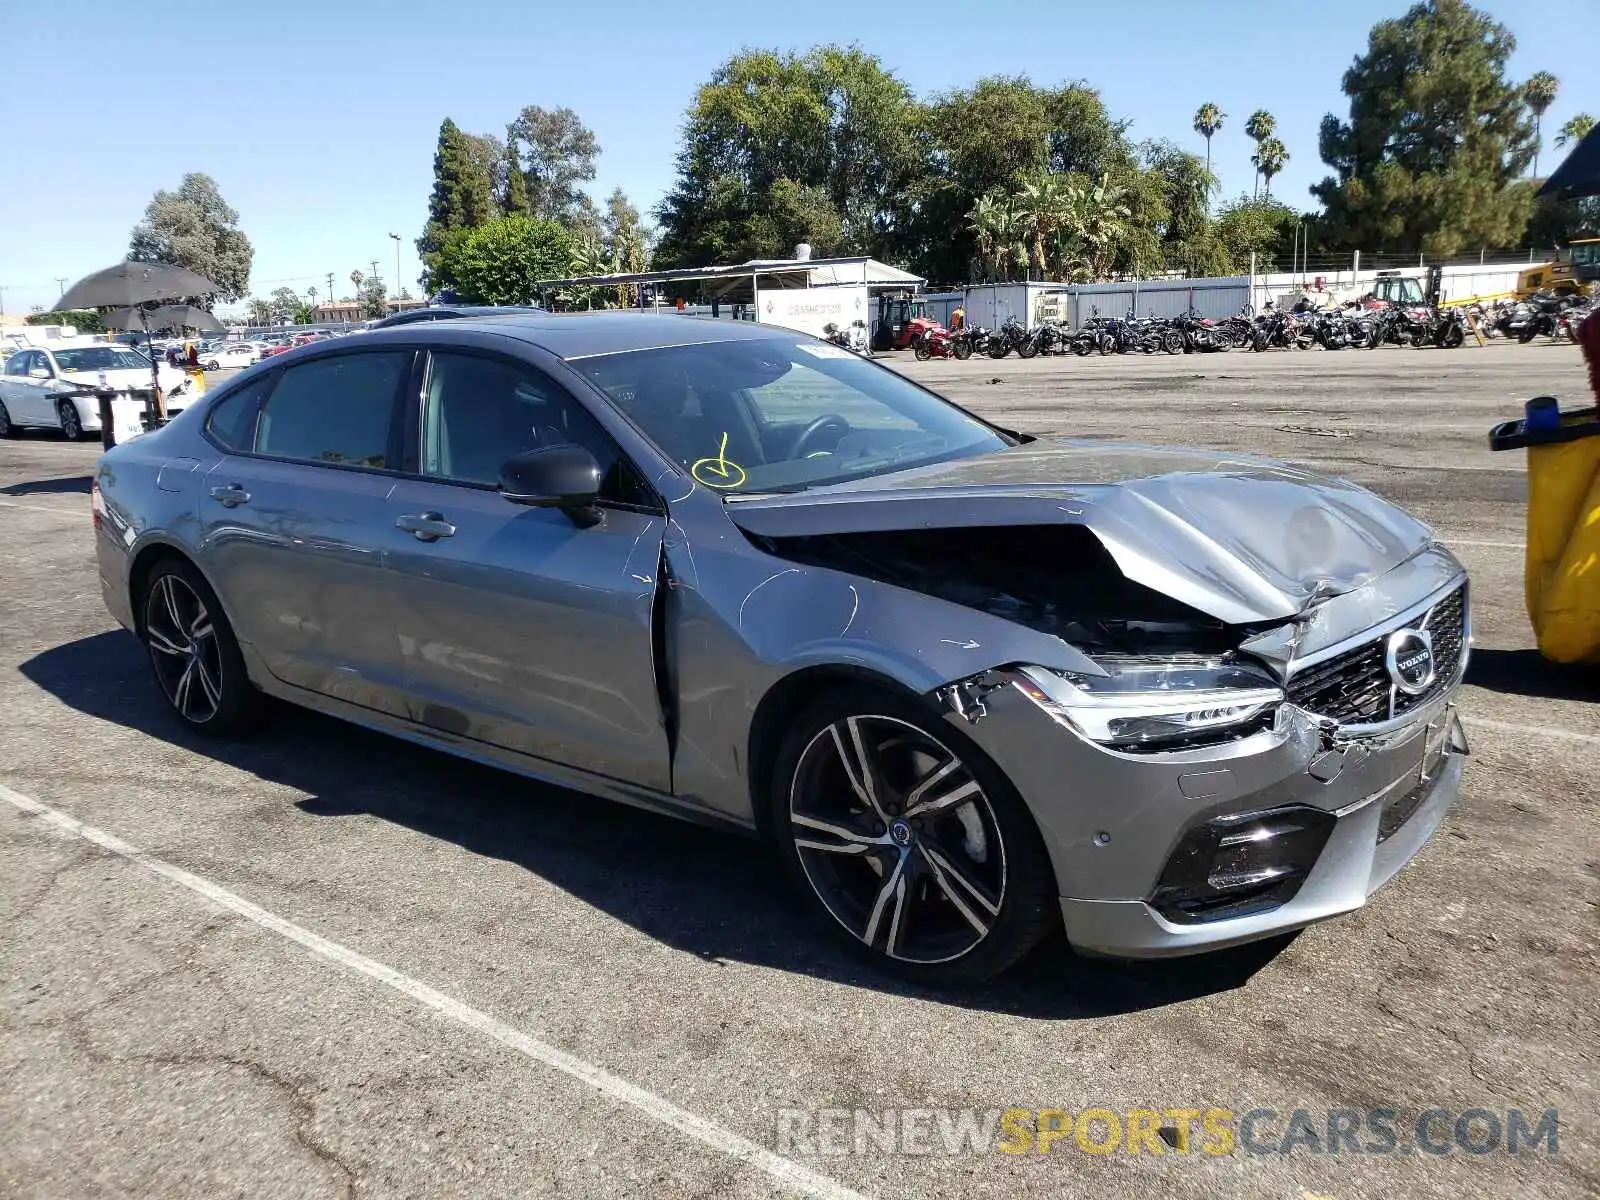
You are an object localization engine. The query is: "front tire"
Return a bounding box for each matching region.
[57,400,85,441]
[770,686,1059,985]
[140,559,260,735]
[0,400,14,438]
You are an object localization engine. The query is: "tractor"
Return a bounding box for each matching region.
[873,293,939,351]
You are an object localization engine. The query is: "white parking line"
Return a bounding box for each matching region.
[0,781,868,1200]
[1464,717,1600,746]
[0,498,85,518]
[1444,538,1524,549]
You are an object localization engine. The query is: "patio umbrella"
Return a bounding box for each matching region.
[1536,124,1600,201]
[55,261,220,311]
[55,261,221,419]
[150,304,225,333]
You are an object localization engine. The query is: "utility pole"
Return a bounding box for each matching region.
[55,277,68,299]
[389,233,402,300]
[326,272,334,302]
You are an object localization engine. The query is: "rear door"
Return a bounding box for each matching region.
[382,347,671,790]
[197,350,416,715]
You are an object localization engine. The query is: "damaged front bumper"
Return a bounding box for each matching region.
[940,588,1470,959]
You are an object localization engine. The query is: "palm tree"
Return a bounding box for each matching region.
[1555,112,1595,150]
[1252,138,1289,197]
[1073,174,1132,281]
[1244,110,1276,197]
[1193,103,1225,199]
[1017,172,1074,280]
[966,193,1004,281]
[349,269,364,302]
[1524,71,1559,176]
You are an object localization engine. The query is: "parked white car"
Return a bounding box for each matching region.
[202,343,259,370]
[0,342,195,441]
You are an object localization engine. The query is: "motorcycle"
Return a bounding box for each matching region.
[985,316,1035,359]
[1171,310,1233,352]
[912,324,960,360]
[952,325,990,358]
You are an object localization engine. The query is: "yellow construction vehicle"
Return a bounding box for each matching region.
[1516,238,1600,298]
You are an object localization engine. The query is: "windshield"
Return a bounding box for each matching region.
[573,338,1009,494]
[53,346,152,373]
[1567,241,1600,267]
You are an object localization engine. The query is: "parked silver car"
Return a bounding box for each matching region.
[92,313,1469,983]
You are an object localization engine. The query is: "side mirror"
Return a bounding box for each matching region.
[499,444,603,520]
[29,367,51,379]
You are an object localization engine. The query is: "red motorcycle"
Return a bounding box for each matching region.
[912,323,964,360]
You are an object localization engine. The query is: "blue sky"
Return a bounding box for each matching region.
[0,0,1589,316]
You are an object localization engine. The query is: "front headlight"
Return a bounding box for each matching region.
[1017,656,1283,751]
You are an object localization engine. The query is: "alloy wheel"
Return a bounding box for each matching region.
[144,573,224,724]
[58,402,82,441]
[788,714,1007,965]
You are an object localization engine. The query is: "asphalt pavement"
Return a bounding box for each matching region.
[1,339,1596,1199]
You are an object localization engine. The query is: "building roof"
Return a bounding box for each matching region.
[533,255,924,291]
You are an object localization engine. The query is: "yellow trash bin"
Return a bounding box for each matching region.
[1489,400,1600,664]
[184,365,208,397]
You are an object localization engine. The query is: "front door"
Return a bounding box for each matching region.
[197,350,416,716]
[382,349,670,791]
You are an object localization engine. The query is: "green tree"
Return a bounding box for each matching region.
[655,46,927,270]
[1523,70,1558,176]
[1253,137,1289,197]
[1213,194,1300,271]
[128,172,254,301]
[1555,113,1594,150]
[1193,103,1225,190]
[509,106,600,223]
[431,215,579,305]
[26,309,105,332]
[416,118,498,290]
[268,286,300,321]
[246,298,272,326]
[358,276,389,319]
[292,302,314,325]
[502,128,532,216]
[1312,0,1537,256]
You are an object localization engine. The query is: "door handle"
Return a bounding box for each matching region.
[208,483,250,507]
[396,511,456,542]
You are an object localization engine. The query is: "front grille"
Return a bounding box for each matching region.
[1285,585,1466,726]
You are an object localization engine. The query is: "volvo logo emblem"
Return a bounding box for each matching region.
[1385,628,1436,695]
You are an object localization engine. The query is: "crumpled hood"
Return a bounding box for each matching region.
[724,439,1434,625]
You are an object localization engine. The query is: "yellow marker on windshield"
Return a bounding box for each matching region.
[691,432,748,489]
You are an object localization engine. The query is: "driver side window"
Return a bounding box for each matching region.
[420,352,653,506]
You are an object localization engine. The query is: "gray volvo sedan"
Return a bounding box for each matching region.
[93,313,1469,984]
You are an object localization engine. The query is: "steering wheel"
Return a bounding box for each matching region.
[789,414,850,459]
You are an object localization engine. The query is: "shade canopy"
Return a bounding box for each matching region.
[56,261,221,311]
[150,304,225,332]
[1536,124,1600,202]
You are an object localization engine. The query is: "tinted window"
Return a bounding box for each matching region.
[206,375,275,451]
[421,351,648,503]
[254,351,408,468]
[3,353,27,376]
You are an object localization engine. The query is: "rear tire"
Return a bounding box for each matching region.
[986,340,1009,359]
[952,339,972,360]
[769,685,1060,986]
[139,558,261,736]
[914,341,931,361]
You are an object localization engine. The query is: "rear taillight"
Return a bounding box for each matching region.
[90,480,103,533]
